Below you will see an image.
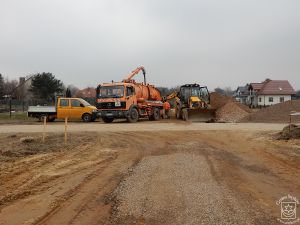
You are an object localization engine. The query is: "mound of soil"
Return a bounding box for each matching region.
[277,124,300,140]
[210,92,234,109]
[215,102,249,122]
[210,92,251,122]
[241,100,300,123]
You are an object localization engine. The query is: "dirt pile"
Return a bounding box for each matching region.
[241,100,300,123]
[210,92,251,122]
[215,102,249,122]
[210,92,234,109]
[277,124,300,140]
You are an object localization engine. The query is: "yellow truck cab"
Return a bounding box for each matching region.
[28,97,97,122]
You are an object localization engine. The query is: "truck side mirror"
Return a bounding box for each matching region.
[80,103,84,107]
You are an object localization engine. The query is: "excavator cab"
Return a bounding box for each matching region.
[178,84,210,109]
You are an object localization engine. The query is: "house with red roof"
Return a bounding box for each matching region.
[248,79,295,107]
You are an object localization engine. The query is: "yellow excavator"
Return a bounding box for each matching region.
[165,84,215,122]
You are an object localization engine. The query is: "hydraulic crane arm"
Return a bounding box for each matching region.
[122,66,146,83]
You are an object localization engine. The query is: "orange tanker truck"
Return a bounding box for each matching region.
[94,66,163,123]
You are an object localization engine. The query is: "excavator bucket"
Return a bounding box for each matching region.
[182,108,215,122]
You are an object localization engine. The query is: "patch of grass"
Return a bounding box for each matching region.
[0,112,36,124]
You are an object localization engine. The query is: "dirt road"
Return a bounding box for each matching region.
[0,127,299,225]
[0,121,287,133]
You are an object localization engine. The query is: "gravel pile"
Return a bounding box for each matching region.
[210,92,251,122]
[111,151,271,225]
[241,100,300,123]
[215,102,249,122]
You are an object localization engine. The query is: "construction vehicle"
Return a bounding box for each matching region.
[28,97,97,122]
[94,66,163,123]
[165,84,214,122]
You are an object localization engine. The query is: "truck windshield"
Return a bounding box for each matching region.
[98,86,124,98]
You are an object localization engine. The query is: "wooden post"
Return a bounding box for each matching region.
[43,116,46,142]
[64,117,68,143]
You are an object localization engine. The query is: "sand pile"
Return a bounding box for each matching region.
[241,100,300,123]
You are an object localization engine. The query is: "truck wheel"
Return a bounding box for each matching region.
[127,108,139,123]
[102,117,114,123]
[150,108,160,121]
[39,115,48,122]
[82,113,92,122]
[48,117,55,122]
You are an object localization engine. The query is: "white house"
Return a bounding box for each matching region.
[248,79,295,107]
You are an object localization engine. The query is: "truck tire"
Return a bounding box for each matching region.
[149,108,160,121]
[39,114,48,122]
[48,117,55,122]
[127,108,139,123]
[82,113,92,122]
[102,117,114,123]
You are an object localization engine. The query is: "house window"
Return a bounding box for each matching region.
[269,97,273,102]
[280,97,284,103]
[259,97,262,102]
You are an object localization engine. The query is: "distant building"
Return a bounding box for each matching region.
[248,79,295,107]
[233,84,250,105]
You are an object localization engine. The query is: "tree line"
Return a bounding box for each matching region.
[0,72,81,102]
[1,72,299,102]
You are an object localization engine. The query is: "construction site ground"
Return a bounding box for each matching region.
[1,121,300,225]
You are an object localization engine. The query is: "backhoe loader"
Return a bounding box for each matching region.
[165,84,215,122]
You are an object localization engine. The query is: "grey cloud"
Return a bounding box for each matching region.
[0,0,299,90]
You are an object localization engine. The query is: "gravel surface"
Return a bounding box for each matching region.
[112,150,273,225]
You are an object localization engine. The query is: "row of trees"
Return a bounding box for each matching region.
[2,72,299,103]
[0,73,81,102]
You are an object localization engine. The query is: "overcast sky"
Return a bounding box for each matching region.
[1,0,300,90]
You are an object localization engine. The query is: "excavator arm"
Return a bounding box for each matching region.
[122,66,146,83]
[165,91,178,101]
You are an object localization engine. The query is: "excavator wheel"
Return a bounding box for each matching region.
[176,106,182,119]
[182,108,188,121]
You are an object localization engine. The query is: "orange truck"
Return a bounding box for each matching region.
[94,66,163,123]
[28,97,97,122]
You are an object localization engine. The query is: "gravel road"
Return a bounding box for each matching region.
[111,150,274,225]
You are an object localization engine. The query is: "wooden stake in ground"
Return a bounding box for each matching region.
[42,116,46,143]
[64,117,68,143]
